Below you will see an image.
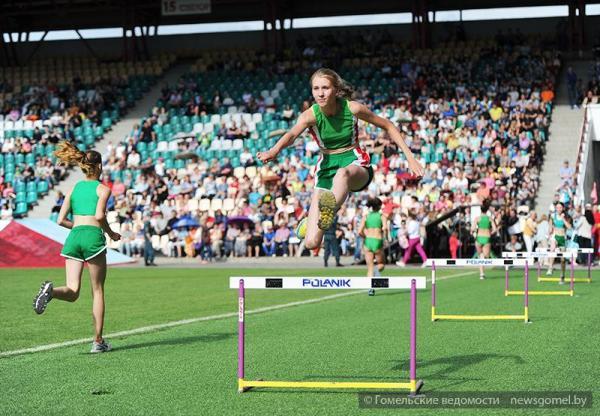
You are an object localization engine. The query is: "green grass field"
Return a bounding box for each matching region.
[0,266,598,415]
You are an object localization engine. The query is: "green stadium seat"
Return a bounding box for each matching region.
[14,202,28,217]
[25,153,35,165]
[26,191,38,205]
[37,181,49,194]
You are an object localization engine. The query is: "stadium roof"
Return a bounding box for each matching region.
[1,0,598,33]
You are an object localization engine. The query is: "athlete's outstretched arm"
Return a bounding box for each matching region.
[349,101,424,177]
[257,109,315,163]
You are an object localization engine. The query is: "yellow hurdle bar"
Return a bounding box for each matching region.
[432,314,527,321]
[505,290,573,296]
[538,277,591,283]
[239,378,418,391]
[432,306,528,322]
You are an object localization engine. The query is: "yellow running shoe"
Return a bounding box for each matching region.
[317,190,337,230]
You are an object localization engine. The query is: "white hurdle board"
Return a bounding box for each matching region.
[230,276,427,290]
[503,252,575,259]
[425,258,528,267]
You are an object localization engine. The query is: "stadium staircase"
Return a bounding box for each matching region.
[535,59,590,213]
[29,63,191,218]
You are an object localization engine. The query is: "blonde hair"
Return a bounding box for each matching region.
[310,68,354,99]
[54,141,102,178]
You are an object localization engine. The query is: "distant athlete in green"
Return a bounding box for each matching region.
[358,197,388,278]
[258,68,423,250]
[33,141,120,353]
[472,200,496,280]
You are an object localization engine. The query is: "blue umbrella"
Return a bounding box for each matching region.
[173,217,200,229]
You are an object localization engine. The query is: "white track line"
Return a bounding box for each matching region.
[1,270,475,358]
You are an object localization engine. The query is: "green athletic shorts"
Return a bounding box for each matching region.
[476,236,491,246]
[364,237,383,253]
[554,235,566,248]
[61,225,107,262]
[314,148,373,191]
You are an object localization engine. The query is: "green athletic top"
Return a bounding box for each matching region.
[309,99,358,150]
[477,214,491,231]
[365,212,383,230]
[71,180,100,216]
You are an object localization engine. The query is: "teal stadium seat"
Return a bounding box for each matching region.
[14,202,28,217]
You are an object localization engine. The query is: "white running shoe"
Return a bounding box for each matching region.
[91,339,112,353]
[546,268,553,276]
[396,260,406,267]
[33,281,53,315]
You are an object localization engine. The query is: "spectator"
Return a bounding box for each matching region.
[143,215,157,266]
[119,223,135,257]
[448,230,461,259]
[505,234,523,252]
[566,67,579,109]
[224,223,240,257]
[522,211,538,253]
[274,222,291,256]
[0,202,13,220]
[397,210,427,267]
[559,160,574,187]
[234,224,250,257]
[575,207,594,264]
[262,223,276,257]
[323,217,342,267]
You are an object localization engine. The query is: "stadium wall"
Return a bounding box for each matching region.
[6,15,599,62]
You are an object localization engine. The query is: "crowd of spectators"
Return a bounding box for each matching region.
[0,57,171,218]
[74,29,570,265]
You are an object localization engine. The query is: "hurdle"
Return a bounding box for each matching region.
[536,248,593,283]
[425,258,529,322]
[503,252,575,296]
[231,276,426,394]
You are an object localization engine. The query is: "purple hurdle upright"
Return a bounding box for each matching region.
[525,261,529,322]
[588,252,592,282]
[238,279,245,392]
[570,254,575,296]
[431,261,436,321]
[410,279,418,394]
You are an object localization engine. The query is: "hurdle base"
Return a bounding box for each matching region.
[538,277,590,283]
[432,313,527,321]
[409,380,425,397]
[505,290,573,296]
[238,378,419,392]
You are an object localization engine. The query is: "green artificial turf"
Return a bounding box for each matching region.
[0,266,598,415]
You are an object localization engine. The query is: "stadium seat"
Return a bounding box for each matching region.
[210,198,223,211]
[223,198,235,212]
[14,202,28,217]
[199,199,210,211]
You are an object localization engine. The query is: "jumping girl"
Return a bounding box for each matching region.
[257,68,423,249]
